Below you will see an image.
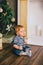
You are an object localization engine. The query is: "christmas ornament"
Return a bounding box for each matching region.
[11,17,15,22]
[6,24,12,31]
[7,2,9,5]
[0,7,3,13]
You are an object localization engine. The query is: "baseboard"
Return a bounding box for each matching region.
[26,37,43,46]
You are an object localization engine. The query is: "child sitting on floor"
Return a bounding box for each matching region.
[13,25,32,57]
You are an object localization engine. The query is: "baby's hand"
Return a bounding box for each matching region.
[19,46,23,50]
[25,40,28,44]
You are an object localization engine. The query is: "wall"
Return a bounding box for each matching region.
[27,0,43,46]
[29,1,43,36]
[7,0,17,24]
[7,0,15,12]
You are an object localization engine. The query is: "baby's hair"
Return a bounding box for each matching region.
[15,25,24,33]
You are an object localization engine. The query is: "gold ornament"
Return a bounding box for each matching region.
[11,17,15,22]
[7,2,9,5]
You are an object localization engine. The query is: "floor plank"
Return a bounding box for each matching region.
[0,43,43,65]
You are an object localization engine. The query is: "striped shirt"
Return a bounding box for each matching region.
[13,35,25,47]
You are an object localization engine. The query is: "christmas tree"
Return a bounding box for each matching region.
[0,0,15,35]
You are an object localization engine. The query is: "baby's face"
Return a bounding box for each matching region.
[18,28,26,37]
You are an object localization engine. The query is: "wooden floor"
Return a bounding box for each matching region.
[0,43,43,65]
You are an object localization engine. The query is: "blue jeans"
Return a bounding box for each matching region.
[13,46,31,56]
